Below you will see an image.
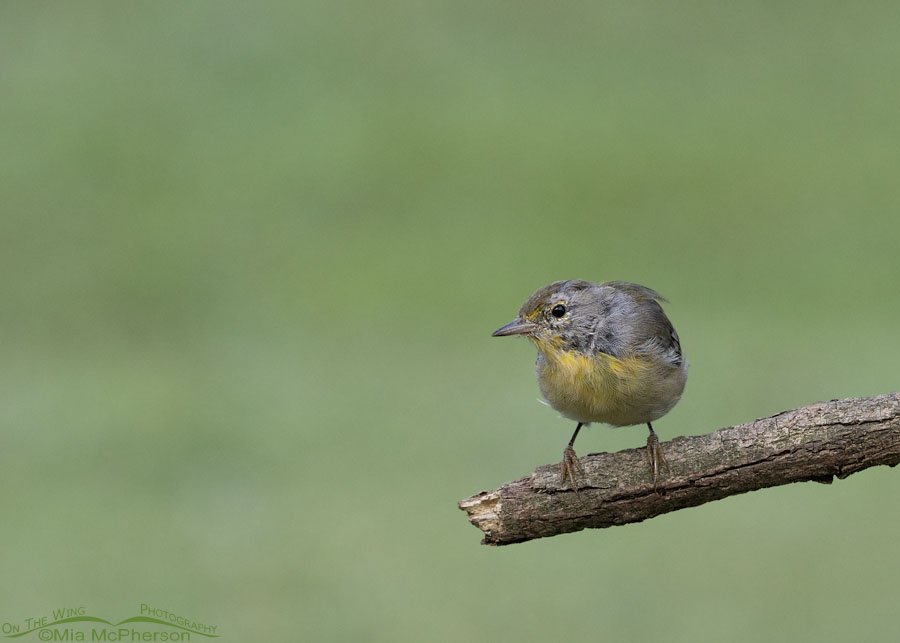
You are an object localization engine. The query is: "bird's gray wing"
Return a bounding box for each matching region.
[601,282,683,366]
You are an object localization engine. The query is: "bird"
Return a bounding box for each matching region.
[491,280,687,490]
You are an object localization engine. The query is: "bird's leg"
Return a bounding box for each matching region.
[561,422,587,492]
[646,422,670,488]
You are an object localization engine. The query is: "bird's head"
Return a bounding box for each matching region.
[492,280,602,353]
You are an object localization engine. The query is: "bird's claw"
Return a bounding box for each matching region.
[560,445,587,493]
[646,431,670,489]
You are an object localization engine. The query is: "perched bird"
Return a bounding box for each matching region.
[492,280,687,489]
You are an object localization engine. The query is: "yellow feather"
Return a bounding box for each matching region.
[530,335,662,426]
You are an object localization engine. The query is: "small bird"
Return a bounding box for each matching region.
[492,280,687,490]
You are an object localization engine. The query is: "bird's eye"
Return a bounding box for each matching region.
[551,304,566,318]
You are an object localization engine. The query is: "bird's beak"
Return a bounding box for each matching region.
[492,318,538,337]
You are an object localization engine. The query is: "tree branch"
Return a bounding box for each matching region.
[458,393,900,546]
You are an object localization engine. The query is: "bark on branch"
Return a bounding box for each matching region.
[458,393,900,546]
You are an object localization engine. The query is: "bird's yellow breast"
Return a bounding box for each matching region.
[531,335,676,426]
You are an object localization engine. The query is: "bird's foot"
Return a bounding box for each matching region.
[560,445,587,493]
[646,431,670,489]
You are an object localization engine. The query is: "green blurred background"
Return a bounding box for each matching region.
[2,1,899,641]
